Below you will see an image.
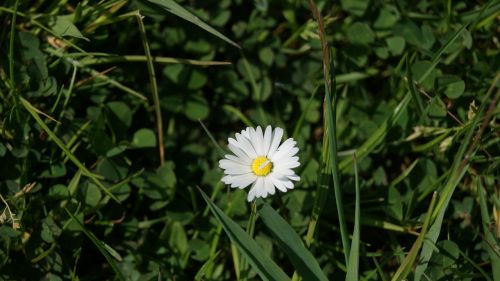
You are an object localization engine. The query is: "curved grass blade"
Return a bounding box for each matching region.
[414,74,499,281]
[199,188,290,281]
[346,154,360,281]
[309,0,350,263]
[391,192,437,281]
[258,203,328,281]
[20,97,120,203]
[64,207,125,280]
[145,0,240,48]
[223,105,255,127]
[477,183,498,281]
[45,48,147,100]
[135,12,164,165]
[339,22,471,172]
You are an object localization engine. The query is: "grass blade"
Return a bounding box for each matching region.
[405,54,425,119]
[478,178,500,281]
[145,0,240,48]
[135,11,164,165]
[20,97,120,203]
[346,154,360,281]
[45,48,148,100]
[79,55,231,66]
[414,74,499,281]
[339,22,471,171]
[309,0,350,263]
[391,192,437,281]
[223,105,255,127]
[199,188,290,281]
[64,207,125,280]
[259,203,328,281]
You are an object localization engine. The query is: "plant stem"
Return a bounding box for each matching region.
[135,11,165,165]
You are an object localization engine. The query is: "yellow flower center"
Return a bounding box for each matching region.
[251,156,273,176]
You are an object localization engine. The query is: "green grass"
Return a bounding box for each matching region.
[0,0,499,280]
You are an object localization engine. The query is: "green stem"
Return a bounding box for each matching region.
[135,11,165,165]
[8,0,20,105]
[240,201,257,280]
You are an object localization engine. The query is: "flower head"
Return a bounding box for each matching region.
[219,126,300,202]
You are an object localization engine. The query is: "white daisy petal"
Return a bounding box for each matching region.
[248,177,265,202]
[227,143,251,162]
[264,176,275,195]
[232,134,258,158]
[225,154,252,165]
[271,146,299,162]
[273,168,295,176]
[242,127,251,139]
[230,173,257,189]
[263,125,272,156]
[277,160,301,169]
[225,169,251,175]
[219,159,248,170]
[222,175,233,184]
[248,127,261,153]
[272,177,288,192]
[277,138,296,152]
[267,127,284,158]
[247,183,257,201]
[287,174,300,181]
[283,180,294,189]
[241,128,250,139]
[254,126,264,155]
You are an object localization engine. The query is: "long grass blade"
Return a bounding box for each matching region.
[259,203,328,281]
[20,97,120,203]
[64,207,125,280]
[414,74,499,280]
[199,188,290,281]
[339,22,472,171]
[345,154,360,281]
[308,0,350,263]
[135,11,165,165]
[145,0,240,48]
[478,177,500,281]
[79,55,231,66]
[391,192,437,281]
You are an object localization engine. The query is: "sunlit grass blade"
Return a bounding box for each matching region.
[414,74,499,281]
[20,97,120,203]
[293,85,319,139]
[79,55,231,66]
[405,54,425,119]
[45,48,148,100]
[199,188,290,281]
[259,203,328,281]
[339,22,471,172]
[391,192,437,281]
[308,0,350,264]
[195,251,220,281]
[478,178,500,281]
[64,207,125,281]
[339,94,410,171]
[223,105,255,127]
[145,0,240,48]
[346,154,360,281]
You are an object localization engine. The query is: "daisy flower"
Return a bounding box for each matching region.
[219,126,301,202]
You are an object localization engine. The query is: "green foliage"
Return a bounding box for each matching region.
[0,0,499,280]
